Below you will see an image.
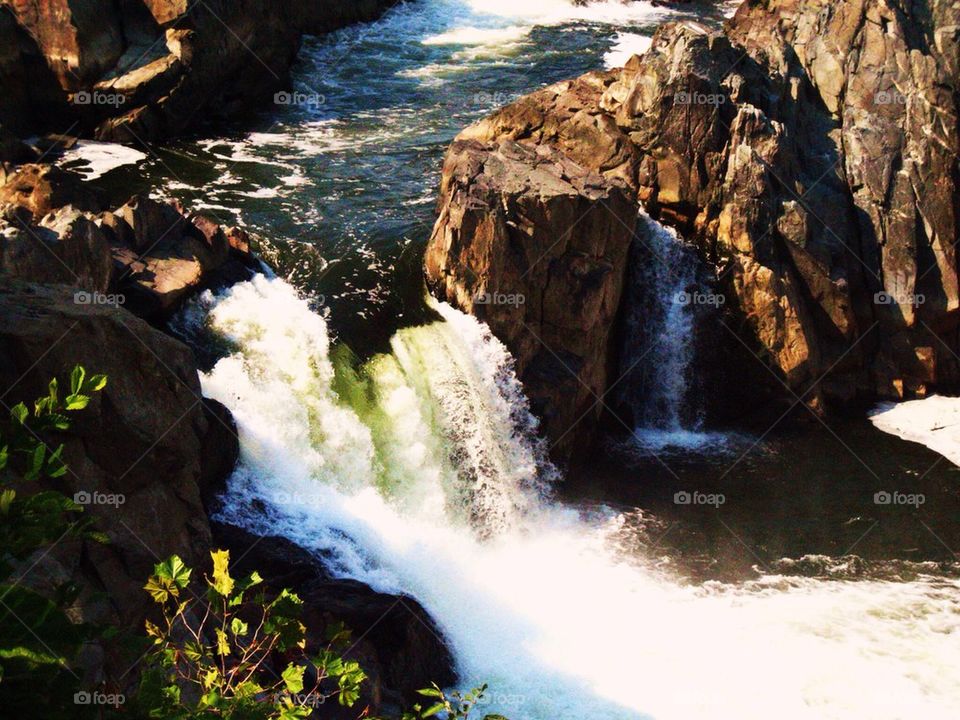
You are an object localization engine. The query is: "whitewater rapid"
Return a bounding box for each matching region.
[194,275,960,720]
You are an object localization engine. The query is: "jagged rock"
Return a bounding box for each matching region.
[425,139,636,458]
[0,0,399,141]
[0,165,257,319]
[0,279,224,667]
[0,163,105,220]
[425,0,960,457]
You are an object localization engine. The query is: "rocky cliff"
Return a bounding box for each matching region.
[425,0,960,460]
[0,0,396,141]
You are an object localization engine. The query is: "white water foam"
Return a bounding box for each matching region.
[603,32,653,68]
[870,395,960,467]
[58,140,146,179]
[196,275,960,720]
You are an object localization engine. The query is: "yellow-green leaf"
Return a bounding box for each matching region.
[209,549,234,597]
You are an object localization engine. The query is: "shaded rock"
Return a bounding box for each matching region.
[0,205,112,292]
[0,123,39,163]
[0,279,218,654]
[425,139,636,459]
[198,399,239,514]
[212,523,457,711]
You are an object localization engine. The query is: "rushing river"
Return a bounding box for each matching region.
[78,1,960,718]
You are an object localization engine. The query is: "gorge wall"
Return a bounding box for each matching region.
[424,0,960,461]
[0,0,396,141]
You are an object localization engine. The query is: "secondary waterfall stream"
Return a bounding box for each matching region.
[621,212,729,453]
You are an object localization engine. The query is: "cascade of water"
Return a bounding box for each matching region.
[191,274,960,720]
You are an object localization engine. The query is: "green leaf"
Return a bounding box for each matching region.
[64,394,90,411]
[85,374,108,393]
[0,488,15,513]
[422,702,446,717]
[24,443,46,481]
[418,687,445,699]
[230,617,249,637]
[214,628,230,656]
[154,555,192,589]
[282,663,305,694]
[11,402,28,426]
[70,366,85,396]
[209,549,234,597]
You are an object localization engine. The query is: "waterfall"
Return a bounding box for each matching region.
[190,274,960,720]
[620,211,728,453]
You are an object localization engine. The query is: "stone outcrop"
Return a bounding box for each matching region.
[425,138,636,458]
[0,0,398,141]
[425,0,960,458]
[0,163,258,319]
[212,523,457,709]
[0,279,219,651]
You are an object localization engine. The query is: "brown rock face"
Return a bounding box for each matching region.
[425,139,636,459]
[0,0,399,141]
[0,279,218,648]
[425,0,960,459]
[0,164,257,318]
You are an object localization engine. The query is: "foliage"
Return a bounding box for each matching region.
[0,365,108,718]
[401,683,508,720]
[138,549,368,719]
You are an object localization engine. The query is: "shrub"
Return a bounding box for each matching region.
[137,550,368,719]
[0,366,108,718]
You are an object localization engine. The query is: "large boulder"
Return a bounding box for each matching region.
[425,138,636,459]
[424,0,960,458]
[0,280,229,656]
